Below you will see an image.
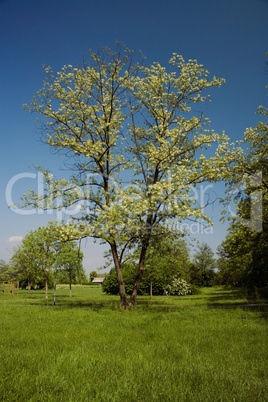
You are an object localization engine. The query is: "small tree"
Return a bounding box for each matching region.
[0,260,13,282]
[190,243,216,287]
[10,247,39,292]
[137,234,191,296]
[11,225,58,297]
[89,271,98,282]
[217,229,251,287]
[57,242,85,296]
[11,223,85,298]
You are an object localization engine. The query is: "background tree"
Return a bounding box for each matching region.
[25,226,55,298]
[190,243,216,287]
[57,242,85,296]
[217,194,268,292]
[10,223,85,297]
[138,234,191,296]
[217,227,252,287]
[0,260,13,282]
[220,89,268,295]
[21,45,238,308]
[103,235,192,296]
[11,225,56,297]
[89,271,98,282]
[10,246,40,293]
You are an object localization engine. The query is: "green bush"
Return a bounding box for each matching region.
[102,268,120,295]
[103,265,179,296]
[138,269,173,296]
[102,265,137,295]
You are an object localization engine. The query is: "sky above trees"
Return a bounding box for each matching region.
[0,0,267,273]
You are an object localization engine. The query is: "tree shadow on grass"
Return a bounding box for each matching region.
[204,287,268,317]
[30,296,192,312]
[31,296,122,311]
[26,286,268,317]
[206,287,246,301]
[205,287,268,317]
[207,303,268,321]
[59,299,120,311]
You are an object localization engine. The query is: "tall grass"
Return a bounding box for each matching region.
[0,286,267,401]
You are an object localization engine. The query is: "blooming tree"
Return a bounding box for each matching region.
[21,46,237,308]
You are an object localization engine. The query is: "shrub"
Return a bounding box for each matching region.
[102,268,119,294]
[103,266,196,296]
[164,277,193,296]
[102,265,173,296]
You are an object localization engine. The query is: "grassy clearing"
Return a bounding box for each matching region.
[0,286,267,401]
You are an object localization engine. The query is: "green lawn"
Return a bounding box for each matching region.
[0,286,267,401]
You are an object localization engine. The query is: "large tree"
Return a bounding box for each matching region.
[21,46,237,308]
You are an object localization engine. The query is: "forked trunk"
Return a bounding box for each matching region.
[129,243,148,306]
[129,259,145,306]
[111,236,150,309]
[110,242,129,309]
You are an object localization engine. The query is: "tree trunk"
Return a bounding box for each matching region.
[129,259,145,306]
[28,281,31,294]
[45,276,48,299]
[129,212,153,306]
[69,282,72,297]
[150,278,153,300]
[129,242,149,306]
[110,242,129,309]
[110,229,151,308]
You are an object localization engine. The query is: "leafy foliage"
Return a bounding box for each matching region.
[10,223,85,297]
[103,235,192,295]
[56,242,86,294]
[0,260,12,282]
[219,91,268,293]
[20,45,238,307]
[89,271,98,282]
[10,225,56,296]
[189,242,216,287]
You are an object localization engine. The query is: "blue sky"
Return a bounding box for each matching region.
[0,0,267,273]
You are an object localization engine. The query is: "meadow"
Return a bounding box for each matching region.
[0,285,267,401]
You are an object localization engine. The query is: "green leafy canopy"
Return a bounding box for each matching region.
[19,45,239,306]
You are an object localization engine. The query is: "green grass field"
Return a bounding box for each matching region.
[0,286,267,401]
